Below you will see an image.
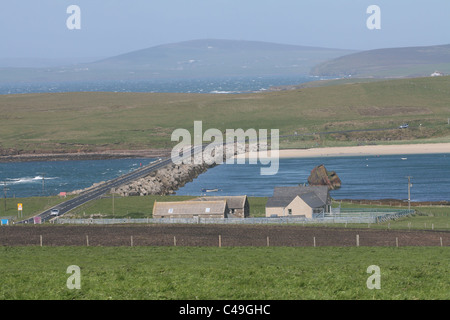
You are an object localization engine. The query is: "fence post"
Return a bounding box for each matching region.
[440,237,443,247]
[313,236,316,247]
[219,235,222,248]
[267,236,270,247]
[40,235,43,247]
[86,235,89,247]
[174,236,177,246]
[396,237,399,248]
[356,234,359,247]
[131,236,133,247]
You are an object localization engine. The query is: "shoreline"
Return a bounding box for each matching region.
[0,149,171,163]
[1,142,449,163]
[240,142,450,159]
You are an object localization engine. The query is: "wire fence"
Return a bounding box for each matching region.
[56,209,414,225]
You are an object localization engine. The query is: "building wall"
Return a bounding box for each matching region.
[265,207,284,217]
[265,196,313,218]
[229,200,250,218]
[152,201,228,219]
[153,213,226,219]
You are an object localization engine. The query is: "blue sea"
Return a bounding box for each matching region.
[0,158,156,198]
[0,75,319,95]
[175,153,450,202]
[1,154,449,201]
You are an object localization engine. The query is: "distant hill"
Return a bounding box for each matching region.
[0,39,355,83]
[311,44,450,78]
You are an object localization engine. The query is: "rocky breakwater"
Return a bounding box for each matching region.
[71,142,260,197]
[111,161,214,196]
[110,142,251,196]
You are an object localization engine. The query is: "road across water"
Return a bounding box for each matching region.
[19,157,172,223]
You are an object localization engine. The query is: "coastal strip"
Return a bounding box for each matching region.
[0,149,171,163]
[238,143,450,159]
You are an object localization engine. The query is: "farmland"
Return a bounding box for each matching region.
[1,195,448,300]
[0,245,448,300]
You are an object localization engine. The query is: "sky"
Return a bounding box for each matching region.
[1,0,449,65]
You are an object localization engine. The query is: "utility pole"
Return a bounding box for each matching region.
[3,181,9,213]
[38,173,46,196]
[406,176,413,211]
[112,192,115,216]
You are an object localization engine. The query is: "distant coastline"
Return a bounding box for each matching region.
[0,149,170,163]
[2,142,450,163]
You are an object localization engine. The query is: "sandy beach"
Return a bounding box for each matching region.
[240,143,450,159]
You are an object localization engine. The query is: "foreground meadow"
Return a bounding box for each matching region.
[0,246,448,300]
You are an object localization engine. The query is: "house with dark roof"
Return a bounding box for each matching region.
[193,195,249,218]
[265,186,331,218]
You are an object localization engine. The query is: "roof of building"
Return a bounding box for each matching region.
[267,186,329,209]
[153,200,228,216]
[194,195,248,209]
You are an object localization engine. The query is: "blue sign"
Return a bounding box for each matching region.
[1,219,9,225]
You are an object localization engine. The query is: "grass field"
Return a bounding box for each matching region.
[1,76,450,154]
[1,196,448,301]
[1,195,75,220]
[0,246,448,300]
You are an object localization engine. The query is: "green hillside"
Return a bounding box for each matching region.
[1,76,450,155]
[311,44,450,78]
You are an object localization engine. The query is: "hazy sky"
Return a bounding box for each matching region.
[1,0,449,62]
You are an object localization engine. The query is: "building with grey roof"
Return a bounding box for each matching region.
[265,186,331,218]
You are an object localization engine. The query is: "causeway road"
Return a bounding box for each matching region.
[19,157,173,223]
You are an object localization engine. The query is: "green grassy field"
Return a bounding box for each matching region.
[1,196,448,300]
[1,195,75,220]
[0,246,448,300]
[1,76,450,154]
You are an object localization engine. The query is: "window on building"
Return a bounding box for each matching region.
[288,209,292,215]
[168,208,173,213]
[205,208,210,213]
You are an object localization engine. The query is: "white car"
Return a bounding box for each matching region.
[50,209,60,216]
[399,124,409,129]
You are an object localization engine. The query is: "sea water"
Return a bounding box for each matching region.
[0,75,317,95]
[175,153,450,202]
[1,154,449,201]
[0,158,155,198]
